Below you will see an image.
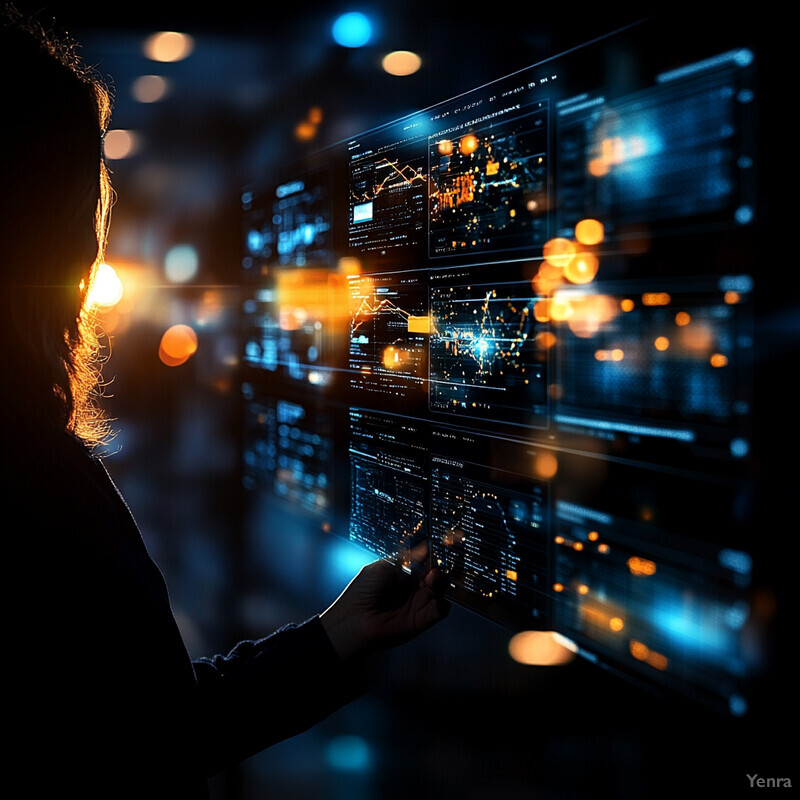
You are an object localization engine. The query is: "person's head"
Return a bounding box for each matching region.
[1,3,114,445]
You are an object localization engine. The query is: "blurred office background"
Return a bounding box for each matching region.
[13,4,788,798]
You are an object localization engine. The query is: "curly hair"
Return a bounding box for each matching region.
[1,4,115,447]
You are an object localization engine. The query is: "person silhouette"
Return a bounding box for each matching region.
[0,5,447,796]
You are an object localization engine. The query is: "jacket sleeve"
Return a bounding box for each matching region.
[190,616,369,776]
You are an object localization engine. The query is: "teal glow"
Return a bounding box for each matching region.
[332,12,372,48]
[326,735,372,771]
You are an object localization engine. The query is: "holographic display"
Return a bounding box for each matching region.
[348,408,428,561]
[243,171,333,267]
[553,276,753,468]
[428,102,549,258]
[348,134,428,256]
[242,393,334,516]
[241,18,762,716]
[348,270,429,407]
[556,51,755,238]
[429,266,549,428]
[429,427,549,627]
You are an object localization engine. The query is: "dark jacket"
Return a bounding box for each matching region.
[3,423,366,797]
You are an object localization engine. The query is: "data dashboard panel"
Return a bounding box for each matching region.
[241,17,763,716]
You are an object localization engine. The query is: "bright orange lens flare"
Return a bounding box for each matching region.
[642,292,671,306]
[548,295,574,321]
[533,262,565,295]
[459,134,479,155]
[564,251,599,284]
[382,346,409,369]
[159,324,198,367]
[627,556,657,576]
[533,298,551,322]
[382,50,422,76]
[543,237,576,269]
[144,31,194,63]
[533,451,558,479]
[574,218,604,245]
[86,263,123,308]
[508,631,575,666]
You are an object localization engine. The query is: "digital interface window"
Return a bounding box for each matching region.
[241,18,761,716]
[348,270,429,410]
[428,100,549,258]
[429,265,550,428]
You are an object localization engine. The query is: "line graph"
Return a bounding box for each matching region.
[348,141,428,254]
[351,158,429,204]
[348,272,428,403]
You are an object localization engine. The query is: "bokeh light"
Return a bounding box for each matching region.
[159,324,198,367]
[382,50,422,76]
[164,244,199,283]
[459,134,479,155]
[326,735,372,771]
[543,237,576,269]
[332,12,372,48]
[144,31,194,63]
[575,218,605,245]
[104,129,140,160]
[85,262,124,308]
[132,75,170,103]
[533,451,558,479]
[564,251,599,284]
[508,631,575,666]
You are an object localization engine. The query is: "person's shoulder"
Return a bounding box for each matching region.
[0,421,119,536]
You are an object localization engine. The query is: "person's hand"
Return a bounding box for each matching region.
[319,545,450,661]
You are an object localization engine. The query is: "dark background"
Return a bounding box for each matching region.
[11,4,791,798]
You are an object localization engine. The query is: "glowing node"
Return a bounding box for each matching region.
[437,139,453,156]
